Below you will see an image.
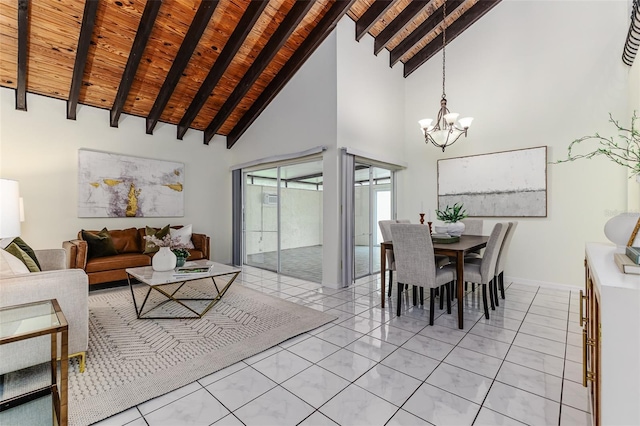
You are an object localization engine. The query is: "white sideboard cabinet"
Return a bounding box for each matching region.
[583,243,640,426]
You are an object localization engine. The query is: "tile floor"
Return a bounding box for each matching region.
[94,266,592,426]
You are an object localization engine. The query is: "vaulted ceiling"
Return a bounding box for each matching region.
[0,0,501,148]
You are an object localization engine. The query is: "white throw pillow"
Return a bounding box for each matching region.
[1,249,31,276]
[170,224,195,249]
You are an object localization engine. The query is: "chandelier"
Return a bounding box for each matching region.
[418,0,473,152]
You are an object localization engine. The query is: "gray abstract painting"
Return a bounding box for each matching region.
[438,146,547,217]
[78,149,184,217]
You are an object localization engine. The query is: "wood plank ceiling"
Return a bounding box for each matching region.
[0,0,500,148]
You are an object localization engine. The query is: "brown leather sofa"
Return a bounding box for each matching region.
[63,226,210,286]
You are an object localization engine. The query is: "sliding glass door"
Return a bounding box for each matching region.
[243,160,323,282]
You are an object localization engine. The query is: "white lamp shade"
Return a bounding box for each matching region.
[0,179,21,239]
[458,117,474,129]
[19,197,24,222]
[418,118,433,130]
[444,113,459,125]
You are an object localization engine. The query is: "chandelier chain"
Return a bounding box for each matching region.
[442,0,446,99]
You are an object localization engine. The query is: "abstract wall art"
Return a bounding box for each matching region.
[437,146,547,217]
[78,149,184,218]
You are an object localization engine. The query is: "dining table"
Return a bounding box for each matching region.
[380,234,489,329]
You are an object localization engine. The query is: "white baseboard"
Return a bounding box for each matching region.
[504,275,581,291]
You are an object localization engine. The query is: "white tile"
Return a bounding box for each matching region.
[123,418,147,426]
[138,381,202,415]
[524,312,568,331]
[403,383,480,426]
[345,335,398,361]
[562,379,591,413]
[386,409,433,426]
[354,364,422,406]
[444,346,503,379]
[560,405,592,426]
[144,388,229,426]
[319,384,398,426]
[426,363,492,404]
[367,324,416,346]
[212,414,245,426]
[566,331,581,348]
[234,386,314,426]
[458,333,511,359]
[251,350,313,383]
[477,315,522,331]
[357,306,397,323]
[204,366,276,411]
[338,315,382,334]
[432,312,479,330]
[387,316,429,333]
[564,359,583,384]
[519,321,567,343]
[419,324,467,345]
[512,333,566,358]
[565,343,582,364]
[498,299,532,312]
[470,322,517,344]
[93,408,142,426]
[286,336,341,363]
[473,407,527,426]
[316,348,377,381]
[494,307,527,322]
[532,299,570,312]
[322,308,354,323]
[278,333,311,349]
[314,324,365,347]
[380,347,440,381]
[281,365,349,408]
[402,333,455,361]
[496,361,563,402]
[505,345,564,377]
[528,305,569,320]
[298,411,338,426]
[198,362,246,387]
[484,382,560,426]
[242,345,283,365]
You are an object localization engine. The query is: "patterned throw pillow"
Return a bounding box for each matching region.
[81,228,118,259]
[0,248,30,275]
[143,225,170,254]
[170,224,195,249]
[4,242,40,272]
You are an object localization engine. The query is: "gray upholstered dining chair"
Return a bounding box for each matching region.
[378,219,411,297]
[462,222,508,319]
[494,221,518,300]
[390,223,457,324]
[461,219,483,236]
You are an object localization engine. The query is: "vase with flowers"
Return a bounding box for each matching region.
[144,234,190,271]
[435,202,468,237]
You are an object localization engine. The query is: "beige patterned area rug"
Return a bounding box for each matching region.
[69,282,335,426]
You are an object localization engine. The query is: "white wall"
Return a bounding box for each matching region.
[0,89,234,263]
[402,0,630,287]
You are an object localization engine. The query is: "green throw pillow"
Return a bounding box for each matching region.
[10,237,41,270]
[82,228,118,259]
[143,225,170,254]
[5,242,41,272]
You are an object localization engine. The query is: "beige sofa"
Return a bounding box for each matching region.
[0,248,89,374]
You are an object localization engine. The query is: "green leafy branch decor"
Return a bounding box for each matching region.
[554,112,640,178]
[435,202,468,223]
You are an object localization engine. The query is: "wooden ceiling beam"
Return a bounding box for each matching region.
[403,0,501,77]
[145,0,219,135]
[389,0,465,67]
[67,0,99,120]
[226,0,358,149]
[355,0,394,41]
[176,1,268,140]
[16,0,29,111]
[373,0,431,55]
[204,0,315,144]
[110,0,162,127]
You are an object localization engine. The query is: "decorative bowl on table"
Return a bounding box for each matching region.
[434,226,448,235]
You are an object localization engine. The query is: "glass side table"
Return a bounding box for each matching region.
[0,299,68,426]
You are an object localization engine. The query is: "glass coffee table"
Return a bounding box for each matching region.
[0,299,68,426]
[126,260,241,319]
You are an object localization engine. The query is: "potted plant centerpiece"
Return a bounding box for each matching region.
[172,247,190,267]
[435,203,468,237]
